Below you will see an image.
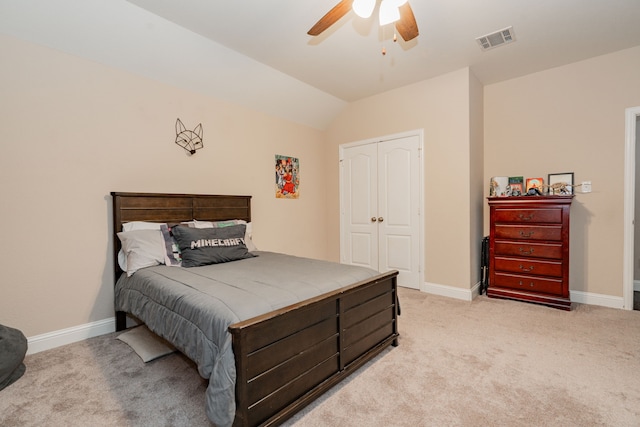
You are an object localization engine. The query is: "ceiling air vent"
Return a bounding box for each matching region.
[476,26,516,51]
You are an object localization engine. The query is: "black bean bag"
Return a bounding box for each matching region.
[0,324,27,391]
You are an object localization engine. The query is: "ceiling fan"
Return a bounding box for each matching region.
[308,0,419,42]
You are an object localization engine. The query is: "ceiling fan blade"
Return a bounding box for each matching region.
[307,0,354,36]
[395,2,419,41]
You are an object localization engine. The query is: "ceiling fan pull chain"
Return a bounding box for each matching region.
[382,25,387,55]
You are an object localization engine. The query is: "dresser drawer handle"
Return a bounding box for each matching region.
[519,231,534,238]
[518,213,534,221]
[518,247,534,255]
[518,280,535,287]
[518,264,534,272]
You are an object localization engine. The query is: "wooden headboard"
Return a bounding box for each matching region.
[111,192,252,277]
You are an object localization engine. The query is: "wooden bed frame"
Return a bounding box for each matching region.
[111,192,399,426]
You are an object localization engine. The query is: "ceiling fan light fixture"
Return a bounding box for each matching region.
[308,0,418,41]
[379,0,400,26]
[352,0,376,18]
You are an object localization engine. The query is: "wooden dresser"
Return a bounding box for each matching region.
[487,195,573,310]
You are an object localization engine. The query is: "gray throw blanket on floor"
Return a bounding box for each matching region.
[0,324,27,391]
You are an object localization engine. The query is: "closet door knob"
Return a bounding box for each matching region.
[378,217,384,222]
[371,217,377,222]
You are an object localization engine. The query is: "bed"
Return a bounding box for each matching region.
[111,192,399,427]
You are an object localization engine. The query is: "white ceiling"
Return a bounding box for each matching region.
[127,0,640,102]
[2,0,640,129]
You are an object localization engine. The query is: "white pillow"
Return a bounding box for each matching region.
[118,222,165,271]
[242,221,258,252]
[190,219,235,228]
[117,229,166,276]
[122,221,164,232]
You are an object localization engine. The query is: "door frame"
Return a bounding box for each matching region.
[623,106,640,310]
[339,129,425,289]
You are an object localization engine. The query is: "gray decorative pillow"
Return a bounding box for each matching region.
[172,224,256,267]
[160,224,182,266]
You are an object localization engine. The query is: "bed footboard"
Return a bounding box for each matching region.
[229,270,399,427]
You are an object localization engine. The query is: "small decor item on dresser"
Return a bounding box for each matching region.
[489,176,509,196]
[508,176,524,196]
[175,118,203,155]
[547,172,574,195]
[525,177,544,195]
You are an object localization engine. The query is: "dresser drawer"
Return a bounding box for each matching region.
[494,256,562,277]
[494,241,562,260]
[493,208,562,224]
[493,272,563,296]
[494,224,562,241]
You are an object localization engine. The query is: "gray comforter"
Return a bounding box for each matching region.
[115,251,379,427]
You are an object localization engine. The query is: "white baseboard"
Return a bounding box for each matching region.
[26,283,632,356]
[27,317,115,355]
[569,290,625,309]
[422,282,625,310]
[422,281,475,301]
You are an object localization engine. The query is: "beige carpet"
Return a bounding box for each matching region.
[1,288,640,426]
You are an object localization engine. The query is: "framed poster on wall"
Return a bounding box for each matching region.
[275,154,300,199]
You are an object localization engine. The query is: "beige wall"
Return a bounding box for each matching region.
[635,116,640,282]
[4,30,639,341]
[469,72,485,286]
[0,34,328,337]
[325,68,483,291]
[484,45,640,297]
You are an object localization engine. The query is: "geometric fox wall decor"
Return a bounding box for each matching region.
[175,118,203,155]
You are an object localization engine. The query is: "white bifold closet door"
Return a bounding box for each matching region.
[341,134,421,289]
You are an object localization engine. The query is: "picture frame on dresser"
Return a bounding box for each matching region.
[548,172,574,195]
[525,177,544,195]
[508,176,524,196]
